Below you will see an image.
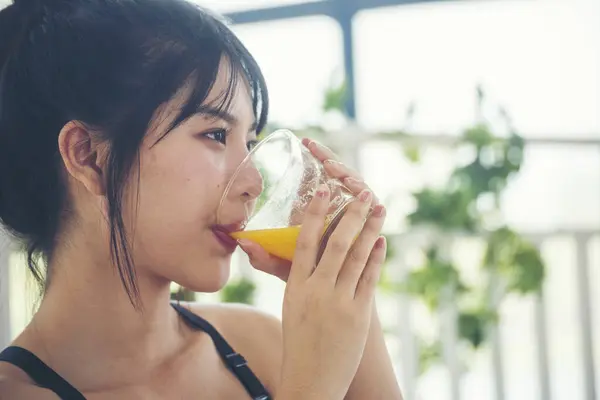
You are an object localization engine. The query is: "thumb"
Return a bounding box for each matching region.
[238,239,291,281]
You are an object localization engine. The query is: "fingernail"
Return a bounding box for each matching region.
[375,236,386,249]
[316,184,329,198]
[359,190,372,202]
[238,239,253,249]
[344,176,363,185]
[324,159,342,166]
[373,204,386,217]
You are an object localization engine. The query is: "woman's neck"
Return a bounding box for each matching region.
[14,231,188,389]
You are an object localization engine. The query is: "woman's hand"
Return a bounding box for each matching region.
[302,138,380,206]
[238,138,380,281]
[276,184,386,400]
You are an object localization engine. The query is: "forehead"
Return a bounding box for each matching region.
[148,58,255,136]
[206,58,254,118]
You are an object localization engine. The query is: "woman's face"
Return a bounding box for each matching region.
[124,61,261,292]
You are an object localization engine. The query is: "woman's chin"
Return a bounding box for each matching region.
[177,265,231,294]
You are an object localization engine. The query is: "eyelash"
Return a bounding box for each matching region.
[203,129,258,151]
[203,128,229,145]
[247,140,259,151]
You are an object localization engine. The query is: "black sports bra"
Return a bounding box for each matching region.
[0,303,271,399]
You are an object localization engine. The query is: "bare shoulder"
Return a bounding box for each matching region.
[185,301,283,356]
[184,302,283,393]
[187,302,282,340]
[0,373,59,400]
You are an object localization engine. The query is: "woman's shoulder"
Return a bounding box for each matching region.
[182,302,283,392]
[0,372,59,399]
[184,301,283,354]
[185,300,276,318]
[186,301,280,331]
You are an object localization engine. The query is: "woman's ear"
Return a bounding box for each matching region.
[58,121,107,196]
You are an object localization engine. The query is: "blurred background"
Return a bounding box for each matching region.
[1,0,599,399]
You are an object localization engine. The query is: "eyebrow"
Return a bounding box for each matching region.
[198,106,257,133]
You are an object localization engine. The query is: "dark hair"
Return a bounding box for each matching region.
[0,0,269,308]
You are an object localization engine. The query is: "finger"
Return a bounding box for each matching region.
[322,159,381,206]
[354,236,386,303]
[302,138,381,204]
[336,204,386,295]
[290,183,330,282]
[323,159,361,181]
[341,176,381,206]
[313,189,373,283]
[239,240,291,281]
[302,138,338,162]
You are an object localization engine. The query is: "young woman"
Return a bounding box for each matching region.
[0,0,402,398]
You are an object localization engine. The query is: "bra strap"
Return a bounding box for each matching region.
[172,303,271,400]
[0,346,86,399]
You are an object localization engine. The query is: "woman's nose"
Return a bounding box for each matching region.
[232,160,263,201]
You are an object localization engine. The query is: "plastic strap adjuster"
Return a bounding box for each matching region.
[225,352,248,368]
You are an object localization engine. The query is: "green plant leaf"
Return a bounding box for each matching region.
[402,141,421,163]
[220,277,256,305]
[402,246,467,310]
[407,188,478,232]
[484,227,545,295]
[418,340,442,375]
[458,307,498,348]
[323,80,347,114]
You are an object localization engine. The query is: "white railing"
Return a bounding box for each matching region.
[386,230,599,400]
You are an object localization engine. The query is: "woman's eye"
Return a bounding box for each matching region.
[247,140,259,151]
[203,129,228,145]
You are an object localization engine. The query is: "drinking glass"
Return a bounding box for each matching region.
[216,129,357,262]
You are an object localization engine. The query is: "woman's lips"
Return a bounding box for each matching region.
[212,229,238,252]
[211,222,245,252]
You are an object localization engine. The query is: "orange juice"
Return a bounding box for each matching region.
[231,226,302,261]
[230,205,355,262]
